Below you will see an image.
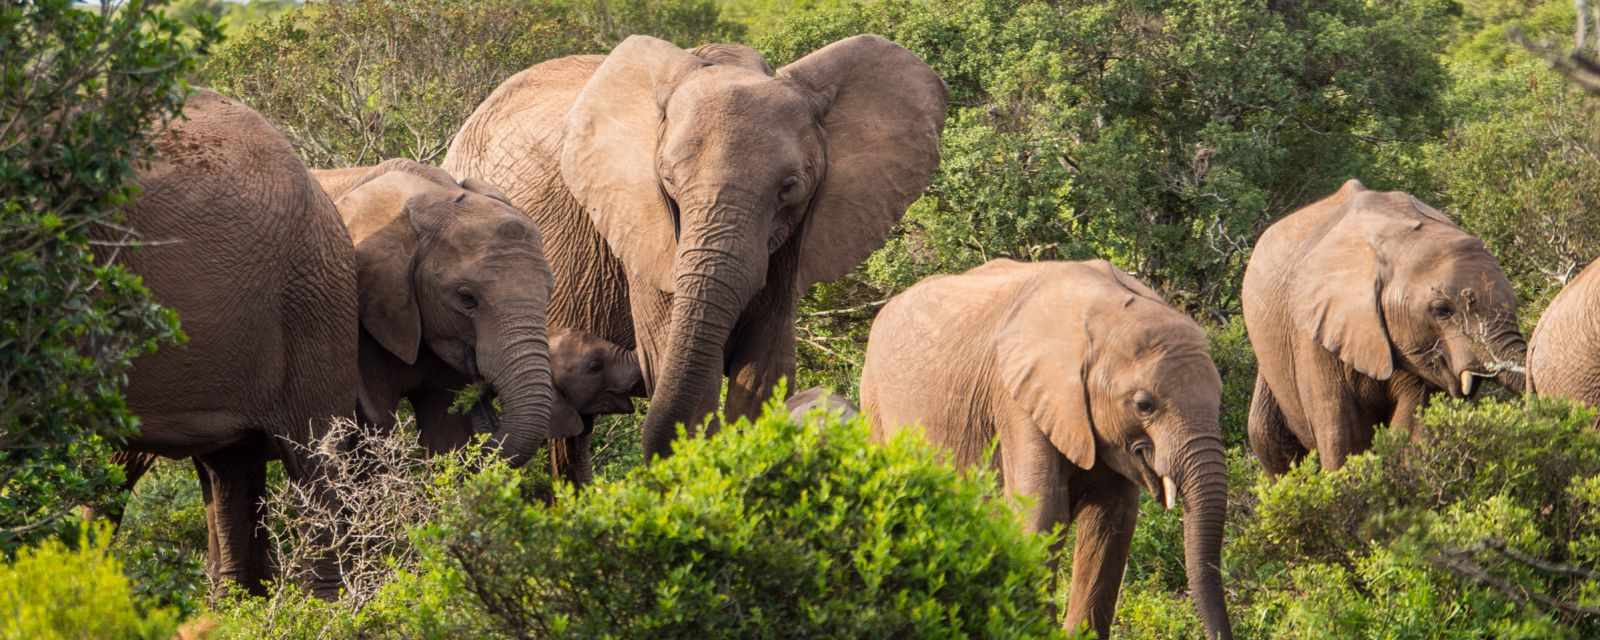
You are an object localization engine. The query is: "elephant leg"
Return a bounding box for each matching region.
[194,442,270,596]
[1063,473,1139,638]
[997,416,1073,623]
[1247,373,1303,477]
[82,450,161,528]
[410,388,476,455]
[1299,364,1369,472]
[724,274,799,425]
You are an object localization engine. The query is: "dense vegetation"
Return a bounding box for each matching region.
[8,0,1600,637]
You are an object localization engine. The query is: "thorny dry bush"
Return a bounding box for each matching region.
[259,415,488,608]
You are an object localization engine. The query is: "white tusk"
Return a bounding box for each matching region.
[1163,476,1178,511]
[1460,370,1477,396]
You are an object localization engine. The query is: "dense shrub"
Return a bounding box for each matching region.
[418,398,1063,638]
[0,0,211,550]
[0,524,178,640]
[115,459,208,618]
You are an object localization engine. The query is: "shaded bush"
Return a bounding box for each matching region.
[115,459,208,618]
[0,524,178,640]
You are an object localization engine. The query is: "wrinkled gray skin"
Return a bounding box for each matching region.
[1243,180,1526,475]
[444,35,947,460]
[545,327,645,485]
[785,387,858,422]
[1528,257,1600,422]
[108,90,359,597]
[861,259,1233,640]
[314,159,560,467]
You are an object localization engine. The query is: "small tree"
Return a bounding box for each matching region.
[0,0,213,550]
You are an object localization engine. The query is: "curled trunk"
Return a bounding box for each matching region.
[1491,328,1529,393]
[481,320,556,467]
[1177,437,1233,640]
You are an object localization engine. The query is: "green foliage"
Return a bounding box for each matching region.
[764,0,1452,318]
[0,0,210,550]
[1425,1,1600,314]
[0,524,178,640]
[1207,316,1256,449]
[1228,397,1600,638]
[115,459,208,618]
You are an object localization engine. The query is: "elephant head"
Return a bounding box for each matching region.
[996,261,1231,639]
[338,160,563,466]
[560,35,946,458]
[549,327,644,427]
[1296,180,1526,396]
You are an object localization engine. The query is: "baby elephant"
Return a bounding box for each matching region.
[785,387,859,422]
[545,327,645,484]
[861,259,1232,640]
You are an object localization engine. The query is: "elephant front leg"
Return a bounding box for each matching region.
[724,280,799,425]
[410,388,478,455]
[1063,474,1140,638]
[194,441,270,597]
[1247,373,1305,477]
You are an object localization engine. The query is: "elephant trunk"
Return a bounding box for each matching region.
[1489,327,1528,393]
[1177,436,1233,640]
[639,210,764,461]
[480,315,556,468]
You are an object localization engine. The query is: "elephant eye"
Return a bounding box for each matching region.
[1429,300,1454,319]
[586,359,603,373]
[457,288,479,311]
[779,175,800,199]
[1132,390,1157,416]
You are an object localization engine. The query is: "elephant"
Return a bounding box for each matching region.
[544,326,645,485]
[108,89,359,596]
[860,259,1233,640]
[1242,179,1526,475]
[784,386,858,422]
[1528,258,1600,418]
[443,35,947,460]
[320,159,561,466]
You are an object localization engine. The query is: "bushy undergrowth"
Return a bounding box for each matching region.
[1114,396,1600,639]
[0,524,177,640]
[208,399,1066,639]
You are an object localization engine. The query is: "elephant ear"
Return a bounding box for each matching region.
[561,35,706,293]
[1293,208,1396,380]
[338,173,457,365]
[458,176,515,208]
[994,278,1097,470]
[780,35,948,286]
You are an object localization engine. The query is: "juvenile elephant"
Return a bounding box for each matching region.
[785,387,858,422]
[861,259,1233,640]
[1242,179,1526,475]
[1528,258,1600,418]
[111,90,359,595]
[444,35,947,459]
[328,159,561,465]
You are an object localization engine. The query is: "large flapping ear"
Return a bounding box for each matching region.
[1292,196,1400,380]
[994,277,1098,470]
[780,35,948,286]
[561,35,706,293]
[337,173,458,365]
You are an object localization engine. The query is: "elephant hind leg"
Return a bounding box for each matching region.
[194,440,270,597]
[1248,373,1304,477]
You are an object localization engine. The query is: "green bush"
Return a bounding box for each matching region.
[115,459,208,618]
[0,524,178,640]
[0,0,211,550]
[1224,397,1600,638]
[413,397,1063,638]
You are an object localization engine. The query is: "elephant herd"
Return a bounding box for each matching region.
[93,31,1600,640]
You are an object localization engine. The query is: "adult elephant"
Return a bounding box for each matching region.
[444,35,946,459]
[1528,258,1600,418]
[323,159,560,465]
[1242,179,1526,475]
[111,90,358,595]
[861,259,1233,640]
